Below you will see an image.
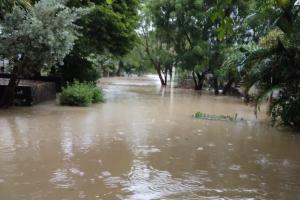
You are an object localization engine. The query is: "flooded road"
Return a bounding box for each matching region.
[0,76,300,200]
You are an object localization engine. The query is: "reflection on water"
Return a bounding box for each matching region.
[0,76,300,200]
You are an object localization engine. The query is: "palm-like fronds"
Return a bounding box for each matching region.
[240,1,300,126]
[241,27,300,126]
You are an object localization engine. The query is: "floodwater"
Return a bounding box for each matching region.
[0,75,300,200]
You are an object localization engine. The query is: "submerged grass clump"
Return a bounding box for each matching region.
[60,81,104,106]
[194,112,243,122]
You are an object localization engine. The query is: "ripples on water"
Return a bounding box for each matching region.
[0,76,300,199]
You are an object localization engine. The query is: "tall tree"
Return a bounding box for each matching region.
[0,0,86,107]
[59,0,140,82]
[0,0,31,17]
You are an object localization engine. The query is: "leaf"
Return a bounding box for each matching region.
[106,0,113,5]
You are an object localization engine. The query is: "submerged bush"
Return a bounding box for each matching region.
[271,94,300,127]
[194,112,242,122]
[60,81,104,106]
[91,86,104,103]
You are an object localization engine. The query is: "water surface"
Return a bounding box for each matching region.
[0,76,300,200]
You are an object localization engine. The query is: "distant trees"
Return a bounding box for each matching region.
[141,0,300,126]
[143,0,251,93]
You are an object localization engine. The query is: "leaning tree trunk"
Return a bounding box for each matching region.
[155,64,166,86]
[192,71,200,90]
[0,65,20,108]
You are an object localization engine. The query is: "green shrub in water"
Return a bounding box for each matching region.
[194,112,241,122]
[91,86,104,103]
[60,81,104,106]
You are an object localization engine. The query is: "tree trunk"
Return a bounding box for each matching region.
[156,64,166,86]
[196,72,206,90]
[213,76,219,95]
[164,67,168,86]
[222,78,235,95]
[169,66,173,80]
[192,71,200,90]
[0,66,20,108]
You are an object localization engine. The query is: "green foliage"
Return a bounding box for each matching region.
[217,48,241,81]
[91,86,104,103]
[145,0,252,90]
[271,93,300,126]
[194,112,242,122]
[60,0,140,82]
[176,69,191,85]
[0,0,87,77]
[0,0,31,17]
[121,43,152,75]
[218,43,259,83]
[141,0,300,127]
[258,28,289,49]
[241,1,300,127]
[60,81,104,106]
[60,53,101,82]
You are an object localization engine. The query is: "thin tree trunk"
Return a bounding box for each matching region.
[164,67,168,86]
[169,66,173,80]
[192,71,200,90]
[213,76,219,95]
[196,72,205,90]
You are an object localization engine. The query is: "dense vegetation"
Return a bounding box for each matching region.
[60,81,104,106]
[138,0,300,127]
[0,0,299,126]
[0,0,87,107]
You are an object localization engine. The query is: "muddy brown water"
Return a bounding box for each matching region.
[0,76,300,200]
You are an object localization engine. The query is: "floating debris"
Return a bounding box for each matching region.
[102,171,111,177]
[197,147,204,151]
[207,143,216,147]
[229,164,241,171]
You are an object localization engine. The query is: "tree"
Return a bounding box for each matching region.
[241,0,300,126]
[145,0,252,93]
[0,0,87,107]
[0,0,31,18]
[121,42,152,76]
[58,0,140,82]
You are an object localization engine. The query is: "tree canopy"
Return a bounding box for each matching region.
[138,0,300,126]
[60,0,140,82]
[0,0,87,106]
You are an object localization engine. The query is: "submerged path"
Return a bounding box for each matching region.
[0,76,300,199]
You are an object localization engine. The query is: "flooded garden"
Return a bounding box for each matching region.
[0,0,300,199]
[0,76,299,200]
